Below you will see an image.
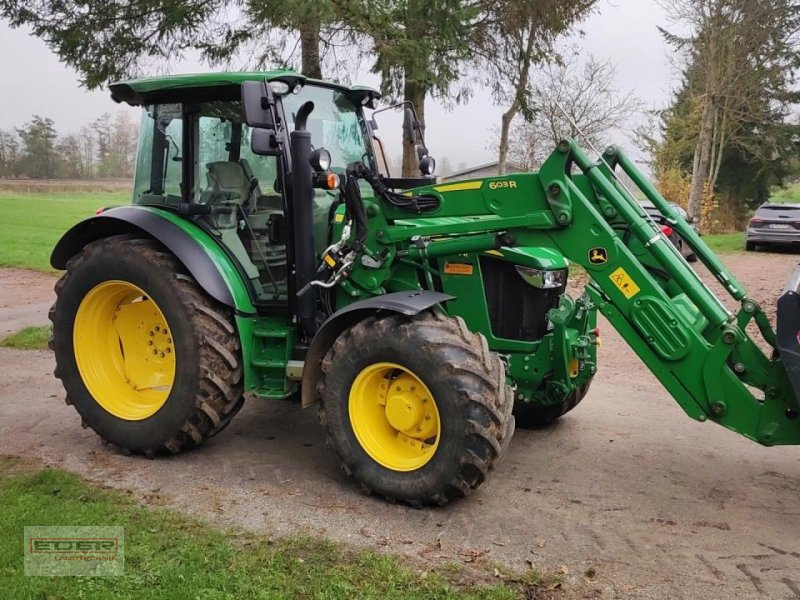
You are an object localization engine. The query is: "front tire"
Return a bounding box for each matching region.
[319,311,514,506]
[50,236,244,455]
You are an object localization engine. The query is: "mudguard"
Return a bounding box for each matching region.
[51,205,256,314]
[300,290,453,407]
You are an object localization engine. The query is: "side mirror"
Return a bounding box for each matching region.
[251,128,280,156]
[403,108,417,144]
[241,80,275,129]
[419,155,436,176]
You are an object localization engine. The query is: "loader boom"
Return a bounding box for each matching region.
[366,139,800,446]
[539,140,799,446]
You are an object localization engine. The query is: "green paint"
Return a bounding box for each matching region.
[134,206,257,314]
[248,316,297,398]
[110,70,379,105]
[134,208,296,396]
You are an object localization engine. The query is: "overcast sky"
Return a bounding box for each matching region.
[0,0,677,168]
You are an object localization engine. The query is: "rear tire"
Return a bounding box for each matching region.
[50,235,244,455]
[745,241,756,251]
[318,310,514,506]
[513,380,592,429]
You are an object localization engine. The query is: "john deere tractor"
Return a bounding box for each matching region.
[50,71,800,506]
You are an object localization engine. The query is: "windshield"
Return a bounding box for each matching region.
[759,205,800,213]
[282,85,371,173]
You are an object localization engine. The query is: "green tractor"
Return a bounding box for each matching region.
[50,71,800,506]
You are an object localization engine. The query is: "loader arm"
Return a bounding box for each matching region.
[368,139,800,446]
[534,140,799,446]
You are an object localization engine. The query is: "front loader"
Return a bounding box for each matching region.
[49,71,800,507]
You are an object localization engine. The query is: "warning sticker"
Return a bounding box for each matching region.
[609,267,640,299]
[444,262,474,275]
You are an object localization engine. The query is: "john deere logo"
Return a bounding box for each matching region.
[588,247,608,265]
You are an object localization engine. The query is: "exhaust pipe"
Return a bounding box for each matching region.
[290,101,317,338]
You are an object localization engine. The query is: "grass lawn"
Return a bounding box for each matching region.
[0,458,540,599]
[770,181,800,204]
[0,191,128,272]
[0,325,51,350]
[701,232,746,254]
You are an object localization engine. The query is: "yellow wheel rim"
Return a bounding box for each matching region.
[348,362,440,472]
[73,280,176,421]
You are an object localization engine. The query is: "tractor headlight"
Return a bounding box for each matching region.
[515,265,567,289]
[309,148,331,171]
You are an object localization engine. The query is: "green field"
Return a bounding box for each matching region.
[770,181,800,204]
[0,325,51,350]
[0,191,128,272]
[701,232,746,254]
[0,458,529,599]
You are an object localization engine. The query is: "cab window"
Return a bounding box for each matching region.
[132,100,288,303]
[132,103,182,205]
[282,85,371,248]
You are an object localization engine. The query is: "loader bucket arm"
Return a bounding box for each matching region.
[534,139,800,446]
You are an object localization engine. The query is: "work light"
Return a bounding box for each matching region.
[310,148,332,171]
[515,266,567,289]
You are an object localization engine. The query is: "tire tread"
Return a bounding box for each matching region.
[318,310,514,506]
[50,235,243,455]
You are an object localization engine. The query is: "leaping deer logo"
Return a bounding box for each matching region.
[589,248,608,265]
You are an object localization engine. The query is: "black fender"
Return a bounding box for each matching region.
[777,264,800,410]
[300,290,453,407]
[51,206,238,310]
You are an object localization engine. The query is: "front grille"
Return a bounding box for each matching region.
[479,257,564,341]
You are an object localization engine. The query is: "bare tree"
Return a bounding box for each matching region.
[0,130,19,178]
[78,125,96,179]
[660,0,800,222]
[57,133,86,178]
[499,56,642,169]
[109,112,139,178]
[475,0,596,174]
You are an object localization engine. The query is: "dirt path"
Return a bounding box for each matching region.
[3,254,800,599]
[0,268,57,336]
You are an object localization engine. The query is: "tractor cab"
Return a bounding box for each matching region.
[118,72,379,306]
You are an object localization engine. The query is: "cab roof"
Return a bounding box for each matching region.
[109,70,380,106]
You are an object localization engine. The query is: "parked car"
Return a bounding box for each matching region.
[639,200,698,262]
[746,203,800,251]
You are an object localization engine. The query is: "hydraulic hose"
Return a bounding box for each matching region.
[346,162,440,213]
[343,166,369,252]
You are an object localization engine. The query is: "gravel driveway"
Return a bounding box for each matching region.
[2,252,800,599]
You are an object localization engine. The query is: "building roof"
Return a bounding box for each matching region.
[443,160,526,179]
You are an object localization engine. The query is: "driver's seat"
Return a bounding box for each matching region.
[206,161,251,208]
